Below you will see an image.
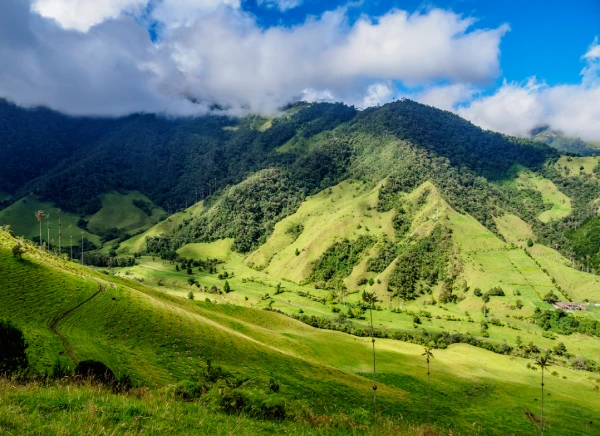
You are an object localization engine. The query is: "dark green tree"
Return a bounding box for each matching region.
[0,319,28,374]
[11,243,24,258]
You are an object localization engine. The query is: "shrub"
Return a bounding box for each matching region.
[0,319,28,374]
[553,342,567,356]
[173,380,205,401]
[203,360,230,383]
[209,388,286,420]
[11,244,24,258]
[543,291,559,304]
[486,287,505,297]
[269,377,280,393]
[74,360,117,386]
[571,356,591,371]
[188,291,195,300]
[474,288,482,297]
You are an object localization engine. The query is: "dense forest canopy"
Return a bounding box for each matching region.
[1,98,598,268]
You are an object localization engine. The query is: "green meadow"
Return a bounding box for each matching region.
[2,164,600,434]
[2,228,600,435]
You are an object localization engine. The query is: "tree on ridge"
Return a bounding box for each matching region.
[34,210,45,255]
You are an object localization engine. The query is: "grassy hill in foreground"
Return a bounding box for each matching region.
[2,229,600,435]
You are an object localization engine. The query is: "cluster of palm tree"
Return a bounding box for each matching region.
[363,289,552,434]
[33,209,82,264]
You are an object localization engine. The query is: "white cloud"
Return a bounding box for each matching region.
[258,0,302,12]
[31,0,148,32]
[457,69,600,142]
[5,1,509,117]
[360,82,395,108]
[31,0,242,32]
[583,37,600,60]
[456,79,547,136]
[301,88,335,103]
[1,0,202,116]
[416,84,476,111]
[151,0,241,30]
[161,7,509,113]
[328,10,509,85]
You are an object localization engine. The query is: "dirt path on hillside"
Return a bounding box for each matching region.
[50,284,104,361]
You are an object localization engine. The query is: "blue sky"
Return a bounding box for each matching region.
[1,0,599,140]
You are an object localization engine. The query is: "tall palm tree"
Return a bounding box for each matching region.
[362,290,379,418]
[422,347,435,428]
[57,209,61,256]
[535,353,552,436]
[80,231,85,265]
[69,225,73,261]
[35,210,45,255]
[45,213,50,253]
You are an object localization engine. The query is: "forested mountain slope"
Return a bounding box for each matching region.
[2,98,599,272]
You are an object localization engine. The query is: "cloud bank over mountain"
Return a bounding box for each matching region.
[1,0,599,141]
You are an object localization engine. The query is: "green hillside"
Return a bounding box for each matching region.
[0,194,99,246]
[534,130,600,156]
[0,191,167,251]
[2,98,600,435]
[85,191,166,234]
[118,201,204,254]
[2,229,600,435]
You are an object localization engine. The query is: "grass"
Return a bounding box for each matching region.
[118,201,204,254]
[117,180,600,376]
[178,238,233,261]
[4,173,600,434]
[0,379,444,436]
[494,214,535,244]
[0,194,100,246]
[515,170,572,223]
[556,156,600,176]
[0,190,168,248]
[3,227,600,434]
[86,191,166,234]
[246,179,395,284]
